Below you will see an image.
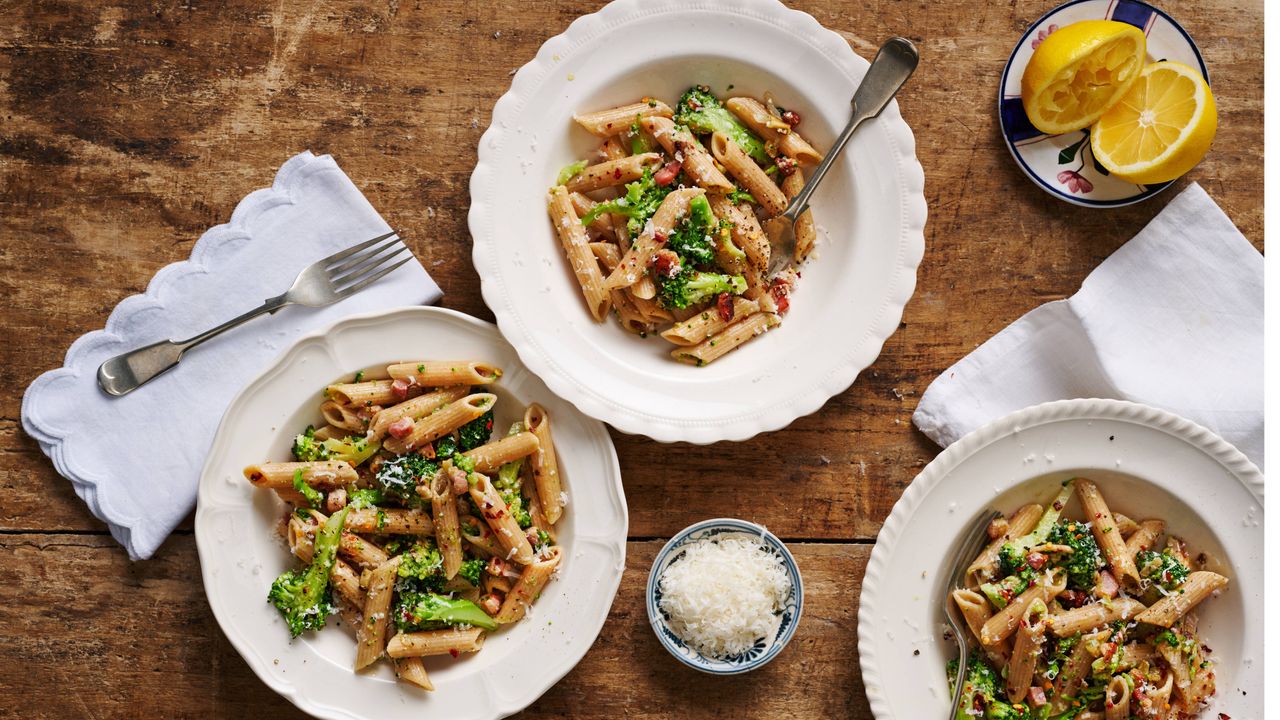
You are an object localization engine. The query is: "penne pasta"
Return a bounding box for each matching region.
[321,399,368,432]
[1125,518,1165,554]
[573,99,674,136]
[724,96,823,163]
[460,514,503,558]
[469,474,535,565]
[355,556,401,670]
[571,192,620,237]
[660,298,760,345]
[523,404,562,524]
[426,470,463,579]
[565,153,662,193]
[495,548,562,623]
[709,132,788,217]
[706,192,770,275]
[1006,598,1047,703]
[366,386,470,443]
[463,431,540,475]
[1047,597,1146,637]
[386,360,501,387]
[966,504,1042,587]
[392,656,433,691]
[1113,512,1140,538]
[780,169,816,262]
[1134,571,1228,627]
[548,184,612,320]
[1076,479,1139,584]
[244,461,357,490]
[671,311,780,366]
[640,116,734,192]
[1105,675,1131,720]
[382,393,497,454]
[327,379,417,407]
[386,628,485,658]
[344,508,434,536]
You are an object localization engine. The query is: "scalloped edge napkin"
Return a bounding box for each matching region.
[21,151,442,559]
[913,182,1263,470]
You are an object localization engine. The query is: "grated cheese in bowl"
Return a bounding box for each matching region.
[657,535,793,658]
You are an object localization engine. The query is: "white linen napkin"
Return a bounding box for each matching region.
[21,151,442,560]
[913,182,1263,469]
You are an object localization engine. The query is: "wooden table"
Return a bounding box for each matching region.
[0,1,1262,717]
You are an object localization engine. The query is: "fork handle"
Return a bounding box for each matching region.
[96,293,289,397]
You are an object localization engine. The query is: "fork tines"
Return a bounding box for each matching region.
[324,231,413,297]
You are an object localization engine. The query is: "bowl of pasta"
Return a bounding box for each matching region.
[858,399,1263,720]
[195,306,628,720]
[469,0,926,443]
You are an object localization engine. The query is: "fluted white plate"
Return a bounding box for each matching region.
[469,0,926,444]
[858,399,1263,719]
[195,306,627,720]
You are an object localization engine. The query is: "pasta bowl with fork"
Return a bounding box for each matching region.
[857,399,1263,719]
[469,0,926,444]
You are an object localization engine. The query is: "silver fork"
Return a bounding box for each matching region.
[97,231,411,396]
[764,37,919,276]
[944,508,1000,718]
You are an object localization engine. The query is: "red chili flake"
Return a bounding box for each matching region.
[1052,500,1063,511]
[782,109,801,127]
[1218,714,1230,720]
[716,292,734,322]
[775,156,798,176]
[449,648,460,658]
[613,168,623,179]
[1095,512,1103,519]
[769,280,790,314]
[653,230,669,245]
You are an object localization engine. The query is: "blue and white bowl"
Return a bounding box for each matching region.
[998,0,1208,207]
[646,518,803,675]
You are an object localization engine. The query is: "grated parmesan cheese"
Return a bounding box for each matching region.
[657,536,791,658]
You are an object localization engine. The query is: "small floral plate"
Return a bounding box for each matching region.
[646,518,803,675]
[999,0,1208,207]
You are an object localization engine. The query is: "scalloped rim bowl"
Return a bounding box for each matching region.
[468,0,926,444]
[195,306,628,720]
[857,398,1263,719]
[646,518,804,675]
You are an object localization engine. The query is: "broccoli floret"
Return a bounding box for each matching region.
[1047,520,1103,591]
[375,454,438,504]
[457,410,495,451]
[267,506,349,637]
[1136,549,1190,591]
[489,423,533,529]
[658,269,747,310]
[580,167,673,236]
[394,591,498,633]
[434,435,459,458]
[321,435,380,466]
[666,194,716,266]
[556,159,588,185]
[726,188,756,205]
[948,653,1001,720]
[347,487,383,510]
[673,85,769,164]
[458,557,486,587]
[397,541,446,592]
[1043,634,1079,681]
[979,572,1031,610]
[291,469,323,509]
[292,426,330,462]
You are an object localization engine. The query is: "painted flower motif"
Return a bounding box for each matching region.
[1031,23,1059,50]
[1057,170,1094,194]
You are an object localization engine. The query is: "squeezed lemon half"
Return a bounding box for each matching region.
[1021,20,1146,135]
[1090,61,1217,184]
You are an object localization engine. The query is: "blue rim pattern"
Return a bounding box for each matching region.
[645,518,804,675]
[997,0,1208,207]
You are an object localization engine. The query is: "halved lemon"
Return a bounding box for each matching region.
[1021,20,1146,134]
[1090,61,1217,184]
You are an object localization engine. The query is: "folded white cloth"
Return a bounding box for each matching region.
[914,182,1263,469]
[22,151,442,559]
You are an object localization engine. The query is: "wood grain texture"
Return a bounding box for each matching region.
[0,0,1263,716]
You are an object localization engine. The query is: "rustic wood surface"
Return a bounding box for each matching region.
[0,0,1263,717]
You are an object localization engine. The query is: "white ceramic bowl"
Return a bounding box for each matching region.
[857,399,1263,719]
[469,0,926,444]
[195,307,628,720]
[646,518,803,674]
